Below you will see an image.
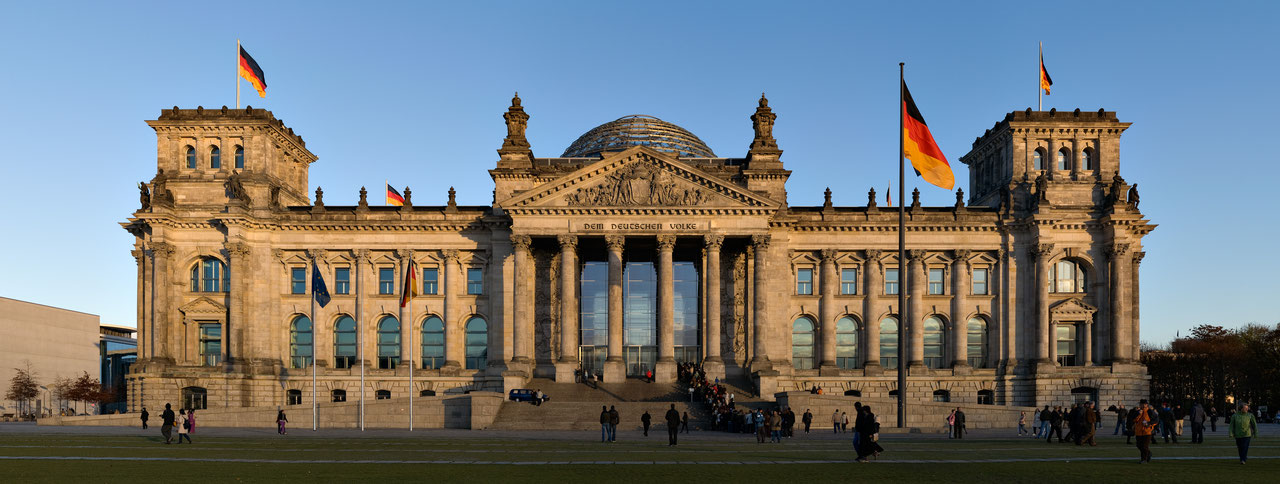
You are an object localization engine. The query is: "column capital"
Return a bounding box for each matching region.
[226,242,252,258]
[951,249,971,261]
[272,248,286,263]
[440,248,460,262]
[656,235,677,252]
[751,234,771,249]
[354,248,372,264]
[864,249,881,262]
[150,242,175,258]
[703,233,724,251]
[1132,251,1146,265]
[510,234,533,251]
[996,247,1008,261]
[605,235,625,252]
[1105,243,1130,259]
[131,249,145,262]
[907,249,927,262]
[395,248,415,260]
[1032,243,1055,260]
[819,248,838,263]
[305,248,326,261]
[557,234,578,251]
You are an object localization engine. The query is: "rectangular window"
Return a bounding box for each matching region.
[379,267,395,295]
[796,268,813,295]
[334,267,350,295]
[423,268,438,295]
[466,268,483,295]
[972,268,988,295]
[840,268,858,295]
[290,267,306,295]
[1056,324,1078,366]
[884,268,899,295]
[928,268,945,295]
[199,323,221,366]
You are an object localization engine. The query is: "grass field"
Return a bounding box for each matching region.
[1,425,1274,483]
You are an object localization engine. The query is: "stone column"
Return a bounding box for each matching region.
[555,235,579,382]
[907,249,926,369]
[1107,243,1131,364]
[133,249,147,360]
[227,243,255,366]
[655,235,677,382]
[1033,243,1054,365]
[441,249,463,370]
[702,234,724,378]
[395,249,414,368]
[510,235,533,370]
[1082,320,1094,366]
[603,235,626,382]
[150,242,174,364]
[354,249,370,369]
[1131,251,1145,364]
[818,248,838,370]
[749,235,772,369]
[862,250,882,370]
[951,250,970,368]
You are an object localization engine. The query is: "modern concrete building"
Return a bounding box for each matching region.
[0,297,100,417]
[121,96,1153,413]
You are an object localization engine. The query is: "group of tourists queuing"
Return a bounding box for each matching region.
[1025,398,1262,465]
[140,403,197,444]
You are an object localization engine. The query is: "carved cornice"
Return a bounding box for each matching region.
[605,235,625,252]
[510,234,533,251]
[819,248,838,263]
[557,234,578,251]
[704,234,724,251]
[751,234,771,249]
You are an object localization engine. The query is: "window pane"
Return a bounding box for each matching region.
[796,268,812,295]
[291,268,306,294]
[379,268,394,295]
[210,146,220,169]
[335,268,350,295]
[840,268,858,295]
[423,268,438,295]
[466,269,482,295]
[928,268,944,295]
[972,268,988,295]
[885,268,899,295]
[234,147,244,169]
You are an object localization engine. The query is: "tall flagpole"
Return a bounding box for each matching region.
[897,62,907,429]
[236,39,241,109]
[359,269,365,432]
[311,258,318,431]
[408,261,415,431]
[1038,42,1042,111]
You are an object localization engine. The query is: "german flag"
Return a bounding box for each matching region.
[902,81,954,190]
[400,260,418,308]
[1040,47,1053,95]
[386,184,405,206]
[239,46,267,98]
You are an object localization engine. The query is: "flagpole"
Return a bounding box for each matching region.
[359,271,365,432]
[311,258,318,431]
[236,39,241,110]
[897,62,907,429]
[409,261,415,432]
[1038,42,1042,111]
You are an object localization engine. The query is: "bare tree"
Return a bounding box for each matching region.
[5,361,40,418]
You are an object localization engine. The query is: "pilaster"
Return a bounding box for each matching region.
[554,235,579,382]
[701,234,725,378]
[818,248,838,372]
[603,235,625,382]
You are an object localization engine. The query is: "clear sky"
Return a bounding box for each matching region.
[1,1,1276,346]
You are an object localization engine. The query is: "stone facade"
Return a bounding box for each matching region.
[123,99,1153,413]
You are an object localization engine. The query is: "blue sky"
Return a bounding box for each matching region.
[1,1,1276,345]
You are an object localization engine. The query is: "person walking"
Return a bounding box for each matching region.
[1046,406,1064,443]
[954,408,966,439]
[1174,404,1185,437]
[665,404,681,446]
[1038,405,1051,439]
[1228,403,1259,464]
[841,412,849,433]
[187,409,196,433]
[1080,401,1097,446]
[1190,402,1207,444]
[608,405,620,442]
[1018,411,1029,436]
[1159,402,1178,443]
[277,409,288,435]
[600,406,610,443]
[854,405,881,462]
[1125,405,1139,445]
[947,409,956,438]
[1209,406,1219,432]
[755,410,767,443]
[1032,408,1042,437]
[1134,400,1157,463]
[160,403,176,444]
[832,409,842,434]
[1113,404,1127,435]
[176,409,192,444]
[641,410,652,437]
[771,410,783,443]
[534,389,543,407]
[802,409,813,433]
[140,407,149,430]
[681,411,689,433]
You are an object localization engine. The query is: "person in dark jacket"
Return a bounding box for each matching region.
[1079,401,1098,446]
[1189,402,1207,444]
[953,408,966,439]
[1209,406,1219,432]
[681,412,689,433]
[140,407,149,429]
[665,404,681,446]
[641,410,652,437]
[854,406,881,462]
[1125,406,1140,444]
[608,406,620,442]
[802,409,813,433]
[600,406,610,442]
[1045,406,1064,443]
[1159,402,1178,443]
[160,403,176,444]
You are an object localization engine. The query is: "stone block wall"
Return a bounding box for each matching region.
[777,392,1038,432]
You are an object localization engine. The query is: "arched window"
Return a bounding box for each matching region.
[835,316,859,369]
[185,146,196,169]
[1033,148,1045,170]
[923,316,945,369]
[210,146,221,169]
[377,316,400,369]
[190,257,228,292]
[880,317,899,368]
[290,315,313,369]
[1057,148,1069,170]
[286,389,303,405]
[333,315,356,369]
[791,317,815,369]
[843,390,862,397]
[932,389,951,402]
[1049,260,1087,293]
[464,316,488,370]
[1081,148,1093,171]
[419,389,436,397]
[234,146,244,169]
[331,389,346,402]
[375,390,391,400]
[966,317,989,368]
[421,316,444,369]
[977,389,995,405]
[181,386,207,410]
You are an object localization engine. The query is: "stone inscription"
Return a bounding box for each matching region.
[573,221,707,232]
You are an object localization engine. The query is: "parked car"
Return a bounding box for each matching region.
[508,389,548,403]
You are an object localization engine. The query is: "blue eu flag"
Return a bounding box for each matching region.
[312,264,331,308]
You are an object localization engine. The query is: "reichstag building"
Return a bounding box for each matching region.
[124,94,1154,411]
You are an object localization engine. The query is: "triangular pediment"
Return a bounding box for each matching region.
[1050,298,1097,317]
[179,296,227,316]
[501,146,779,211]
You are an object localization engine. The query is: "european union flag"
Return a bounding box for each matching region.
[312,264,331,308]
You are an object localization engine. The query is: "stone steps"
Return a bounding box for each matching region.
[489,400,713,431]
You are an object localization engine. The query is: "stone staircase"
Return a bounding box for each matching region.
[489,378,723,431]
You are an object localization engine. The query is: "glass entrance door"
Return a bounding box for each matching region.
[625,345,656,377]
[579,346,607,376]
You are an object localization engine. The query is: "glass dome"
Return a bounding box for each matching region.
[561,115,716,158]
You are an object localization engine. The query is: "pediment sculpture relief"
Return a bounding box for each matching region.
[564,161,709,206]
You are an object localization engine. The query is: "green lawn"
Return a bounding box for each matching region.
[1,431,1274,483]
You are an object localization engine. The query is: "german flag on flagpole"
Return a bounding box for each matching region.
[902,80,954,190]
[1040,44,1053,95]
[386,183,405,206]
[239,46,267,98]
[400,260,418,308]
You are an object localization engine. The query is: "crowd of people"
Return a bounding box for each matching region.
[140,403,197,444]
